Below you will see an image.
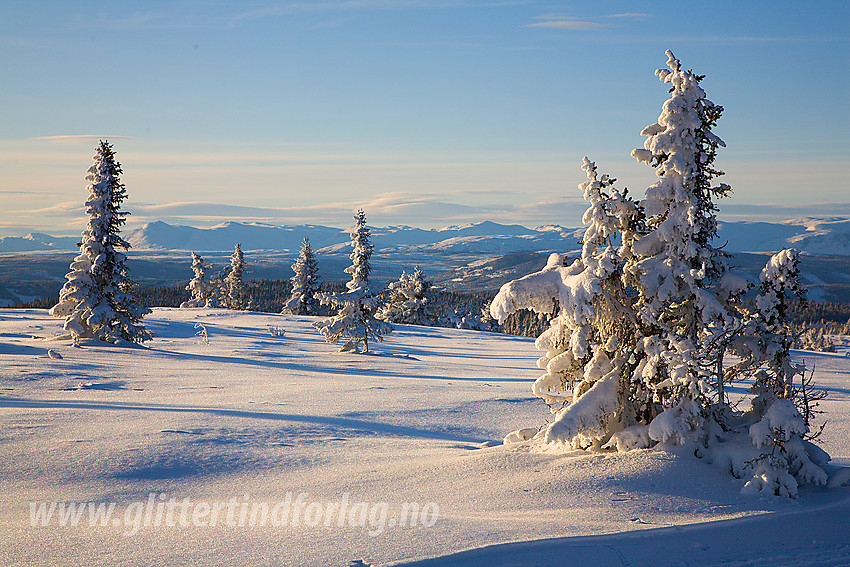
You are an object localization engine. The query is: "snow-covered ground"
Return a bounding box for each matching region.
[1,308,848,566]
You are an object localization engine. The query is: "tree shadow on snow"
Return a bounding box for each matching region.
[0,343,55,356]
[140,347,530,383]
[0,396,488,444]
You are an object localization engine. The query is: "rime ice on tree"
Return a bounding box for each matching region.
[180,252,216,308]
[50,140,151,343]
[377,266,434,325]
[282,237,321,315]
[313,210,392,352]
[491,51,829,497]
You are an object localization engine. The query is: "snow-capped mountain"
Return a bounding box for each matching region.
[715,218,850,255]
[121,220,584,256]
[124,221,350,252]
[4,217,850,256]
[122,217,850,256]
[0,233,79,252]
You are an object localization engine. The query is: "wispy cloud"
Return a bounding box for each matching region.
[6,144,404,167]
[126,191,588,230]
[2,189,586,237]
[67,9,226,31]
[31,135,137,145]
[527,19,607,31]
[719,203,850,221]
[127,194,488,222]
[643,35,850,44]
[9,195,850,239]
[12,202,81,216]
[234,0,522,22]
[527,12,650,31]
[607,13,651,19]
[0,189,63,196]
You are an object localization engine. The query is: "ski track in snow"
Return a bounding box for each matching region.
[0,308,848,566]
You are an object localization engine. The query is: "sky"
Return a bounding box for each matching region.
[1,0,848,237]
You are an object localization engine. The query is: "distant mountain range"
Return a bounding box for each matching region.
[4,218,850,306]
[0,233,80,252]
[3,217,850,256]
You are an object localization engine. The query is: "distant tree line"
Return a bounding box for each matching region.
[784,299,850,325]
[9,285,850,343]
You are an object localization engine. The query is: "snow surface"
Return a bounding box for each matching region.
[1,308,849,566]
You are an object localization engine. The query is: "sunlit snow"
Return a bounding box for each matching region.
[1,308,848,565]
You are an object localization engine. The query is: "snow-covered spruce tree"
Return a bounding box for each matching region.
[792,325,835,353]
[726,249,806,410]
[376,266,434,325]
[50,140,152,343]
[438,301,500,331]
[180,252,216,308]
[282,236,321,315]
[313,210,392,352]
[222,243,249,310]
[616,48,748,446]
[492,157,644,450]
[205,261,231,308]
[724,249,828,496]
[491,51,829,496]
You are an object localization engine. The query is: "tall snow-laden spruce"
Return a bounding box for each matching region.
[50,140,151,343]
[377,266,434,325]
[282,236,321,315]
[628,49,739,426]
[313,210,392,352]
[491,51,829,497]
[222,243,249,310]
[180,252,216,308]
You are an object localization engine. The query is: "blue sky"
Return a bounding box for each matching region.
[1,0,848,236]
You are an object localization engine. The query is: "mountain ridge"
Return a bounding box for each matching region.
[3,217,850,257]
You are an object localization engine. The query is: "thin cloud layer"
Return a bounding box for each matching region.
[527,19,607,31]
[4,195,587,237]
[6,192,850,239]
[31,135,137,145]
[528,12,649,31]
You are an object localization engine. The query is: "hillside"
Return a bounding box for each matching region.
[1,308,849,566]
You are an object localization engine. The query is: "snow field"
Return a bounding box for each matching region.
[0,308,848,566]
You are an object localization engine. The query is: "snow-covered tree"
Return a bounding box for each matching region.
[491,51,829,497]
[732,249,827,496]
[313,210,392,352]
[437,301,499,332]
[180,252,216,308]
[377,266,434,325]
[626,49,743,428]
[50,140,151,343]
[492,158,643,449]
[727,249,805,410]
[222,243,249,310]
[282,237,321,315]
[792,325,836,352]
